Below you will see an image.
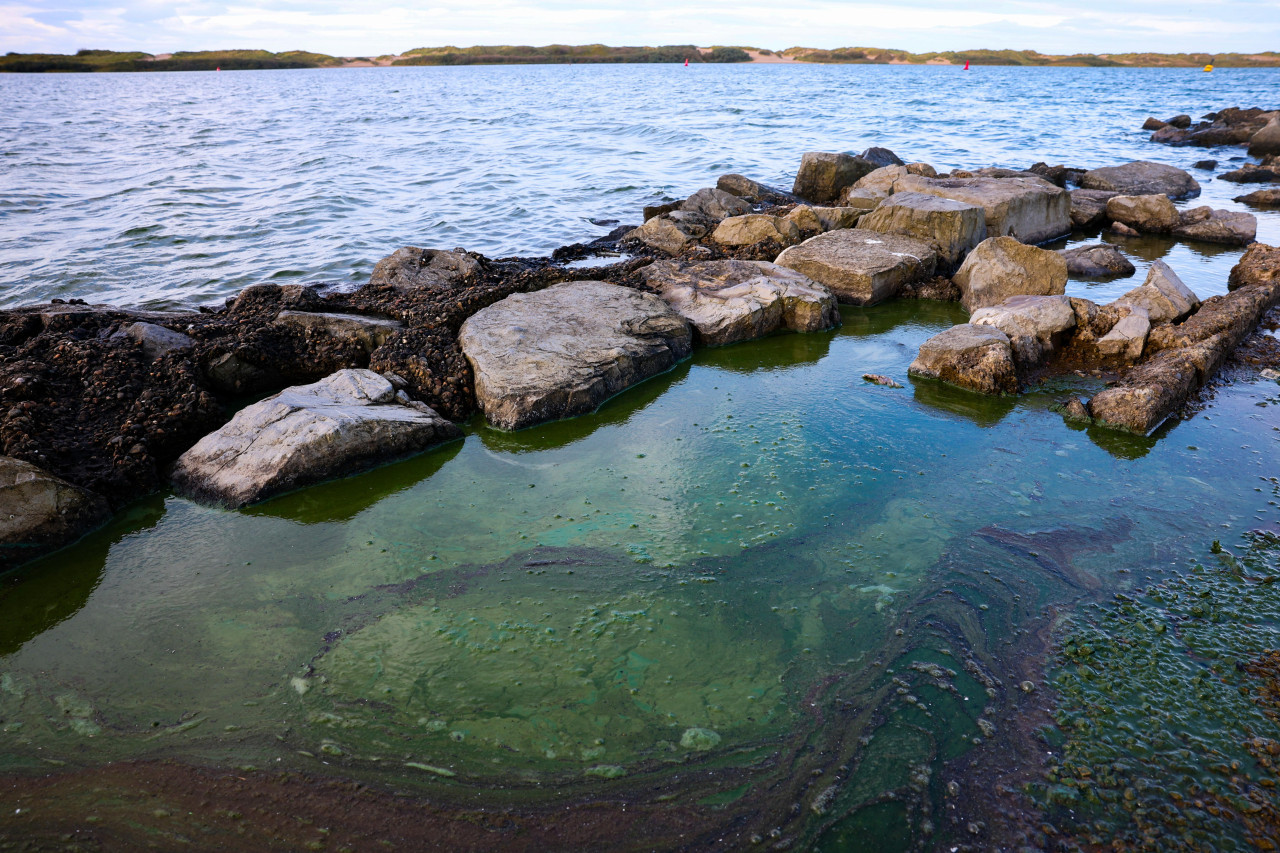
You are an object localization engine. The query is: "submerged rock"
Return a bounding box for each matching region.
[170,369,460,508]
[1219,161,1280,184]
[895,175,1070,245]
[1234,189,1280,207]
[1171,207,1257,246]
[793,152,877,204]
[274,310,404,353]
[1059,244,1135,279]
[908,324,1018,395]
[774,228,938,306]
[1105,194,1180,233]
[952,236,1068,313]
[857,191,987,271]
[1112,260,1200,324]
[459,281,693,430]
[711,214,800,247]
[0,456,109,570]
[1068,189,1120,229]
[639,259,838,346]
[1079,161,1200,199]
[970,294,1076,367]
[368,247,482,292]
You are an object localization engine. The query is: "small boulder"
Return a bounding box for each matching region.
[1105,194,1180,233]
[839,186,891,210]
[640,259,838,346]
[716,174,798,204]
[785,206,864,233]
[895,175,1070,244]
[1193,159,1218,170]
[1096,306,1151,361]
[970,294,1076,367]
[1142,117,1168,131]
[626,211,713,255]
[793,152,877,204]
[1171,207,1257,246]
[1059,244,1135,279]
[1,457,109,570]
[711,214,801,247]
[908,324,1019,395]
[1079,161,1200,199]
[1112,260,1200,324]
[857,191,987,271]
[1248,117,1280,158]
[952,236,1068,313]
[274,311,404,353]
[369,247,482,292]
[1167,115,1192,129]
[773,228,938,306]
[682,187,752,220]
[1069,189,1120,229]
[1234,189,1280,207]
[905,162,938,178]
[125,322,193,360]
[1219,162,1280,183]
[1109,222,1140,238]
[853,165,909,196]
[459,281,693,430]
[170,370,461,508]
[860,147,905,168]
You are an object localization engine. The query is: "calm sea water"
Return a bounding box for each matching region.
[0,64,1278,307]
[1,66,1279,850]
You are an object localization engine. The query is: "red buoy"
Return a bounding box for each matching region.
[963,60,970,70]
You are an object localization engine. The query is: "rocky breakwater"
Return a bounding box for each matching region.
[459,281,693,431]
[170,369,461,508]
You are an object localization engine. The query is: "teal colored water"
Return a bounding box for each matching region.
[1,298,1277,847]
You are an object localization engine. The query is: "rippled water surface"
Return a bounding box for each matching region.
[2,66,1280,850]
[1,64,1278,307]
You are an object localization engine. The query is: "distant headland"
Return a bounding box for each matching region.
[3,45,1280,73]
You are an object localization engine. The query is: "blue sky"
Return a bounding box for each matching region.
[4,1,1279,56]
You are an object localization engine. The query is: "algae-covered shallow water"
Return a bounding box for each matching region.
[3,63,1280,849]
[2,297,1278,849]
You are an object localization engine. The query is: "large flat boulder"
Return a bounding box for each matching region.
[711,214,800,247]
[1112,260,1200,324]
[857,191,987,271]
[895,175,1070,244]
[773,228,938,306]
[1105,194,1179,233]
[793,152,877,204]
[1059,244,1135,279]
[170,370,460,508]
[952,236,1068,313]
[459,281,693,430]
[1079,161,1200,199]
[275,311,404,353]
[640,260,839,346]
[1248,117,1280,158]
[369,247,481,292]
[908,324,1018,395]
[1069,189,1119,228]
[1171,207,1257,246]
[969,294,1076,366]
[1,457,109,571]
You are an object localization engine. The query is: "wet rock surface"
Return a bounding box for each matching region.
[639,259,838,346]
[908,324,1019,395]
[170,369,461,508]
[970,294,1076,367]
[1059,244,1135,279]
[1235,188,1280,207]
[369,247,482,292]
[774,228,939,306]
[1171,206,1257,246]
[895,174,1071,244]
[1079,160,1201,199]
[0,456,109,571]
[953,235,1068,313]
[458,281,693,430]
[1147,107,1278,148]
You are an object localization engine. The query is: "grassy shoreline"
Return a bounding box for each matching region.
[3,45,1279,73]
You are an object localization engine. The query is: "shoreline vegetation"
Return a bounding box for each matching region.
[4,45,1280,73]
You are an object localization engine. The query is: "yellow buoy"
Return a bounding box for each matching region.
[1203,64,1214,72]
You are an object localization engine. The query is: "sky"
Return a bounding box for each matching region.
[3,0,1279,57]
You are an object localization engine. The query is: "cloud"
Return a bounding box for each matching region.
[3,0,1278,56]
